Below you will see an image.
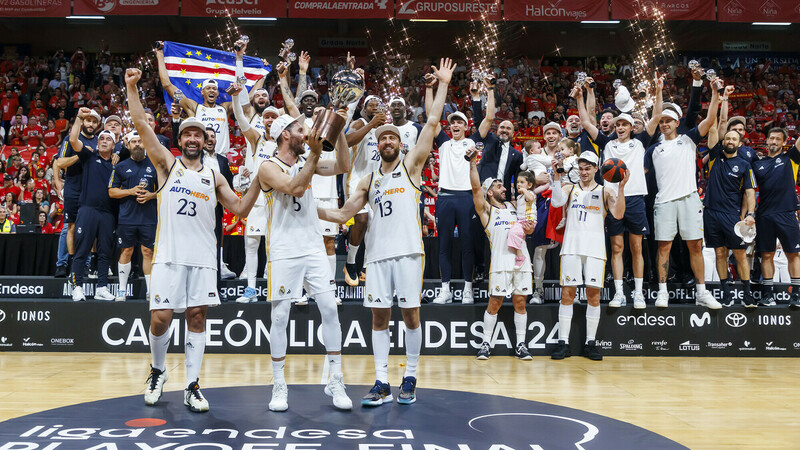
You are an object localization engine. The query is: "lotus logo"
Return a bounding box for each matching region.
[725,312,747,328]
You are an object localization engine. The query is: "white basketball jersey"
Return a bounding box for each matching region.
[263,156,324,261]
[244,113,267,159]
[196,104,230,157]
[561,184,607,260]
[365,161,424,264]
[485,203,532,273]
[397,121,420,159]
[153,159,218,269]
[244,137,275,236]
[349,118,380,193]
[515,194,535,221]
[602,138,647,196]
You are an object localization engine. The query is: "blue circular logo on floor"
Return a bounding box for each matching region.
[0,385,685,449]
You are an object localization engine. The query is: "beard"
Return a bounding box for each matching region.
[254,102,267,115]
[723,144,737,154]
[567,125,581,134]
[130,144,146,161]
[81,124,96,136]
[288,134,305,156]
[498,133,511,143]
[379,144,400,162]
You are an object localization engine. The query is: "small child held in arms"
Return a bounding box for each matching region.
[507,171,538,269]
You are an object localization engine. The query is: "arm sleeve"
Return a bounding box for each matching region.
[591,132,610,152]
[471,98,484,125]
[172,120,180,149]
[681,85,703,131]
[743,167,756,190]
[551,184,568,208]
[235,59,249,106]
[232,94,251,132]
[110,167,123,189]
[687,127,703,144]
[434,130,449,148]
[789,143,800,164]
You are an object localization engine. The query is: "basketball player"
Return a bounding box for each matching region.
[465,149,535,361]
[575,76,662,309]
[318,57,455,406]
[550,151,627,360]
[155,39,263,157]
[108,131,157,301]
[388,97,422,153]
[257,109,353,412]
[344,95,385,285]
[125,68,261,413]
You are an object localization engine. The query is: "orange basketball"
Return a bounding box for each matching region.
[601,158,627,183]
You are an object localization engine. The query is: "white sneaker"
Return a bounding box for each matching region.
[633,291,646,309]
[462,288,474,304]
[235,286,258,303]
[72,285,86,302]
[144,366,168,406]
[95,286,115,301]
[324,373,353,410]
[114,294,126,302]
[529,288,544,304]
[220,263,236,280]
[655,291,669,308]
[269,381,289,412]
[608,291,627,308]
[294,295,309,306]
[432,289,452,304]
[184,380,210,413]
[696,290,722,310]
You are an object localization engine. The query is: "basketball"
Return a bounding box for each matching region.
[601,158,627,183]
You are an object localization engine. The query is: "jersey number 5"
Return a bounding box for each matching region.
[292,197,302,212]
[177,198,197,217]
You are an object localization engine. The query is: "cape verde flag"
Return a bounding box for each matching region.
[162,41,271,106]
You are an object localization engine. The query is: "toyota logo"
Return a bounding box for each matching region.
[725,312,747,328]
[0,309,5,322]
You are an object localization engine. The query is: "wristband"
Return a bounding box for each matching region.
[692,79,703,87]
[746,212,754,217]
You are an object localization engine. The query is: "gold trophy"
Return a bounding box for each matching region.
[312,69,365,151]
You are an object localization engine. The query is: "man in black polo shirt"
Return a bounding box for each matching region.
[69,107,117,301]
[704,129,757,307]
[109,131,157,302]
[751,128,800,307]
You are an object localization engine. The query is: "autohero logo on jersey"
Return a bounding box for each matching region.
[169,185,210,201]
[616,312,676,327]
[0,282,44,296]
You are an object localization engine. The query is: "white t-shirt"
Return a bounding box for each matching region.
[648,129,702,204]
[601,138,648,196]
[437,136,474,191]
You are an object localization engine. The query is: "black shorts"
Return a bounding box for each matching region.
[606,195,650,236]
[704,209,746,249]
[117,224,156,249]
[63,194,80,224]
[756,212,800,253]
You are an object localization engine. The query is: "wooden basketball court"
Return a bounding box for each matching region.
[1,352,798,448]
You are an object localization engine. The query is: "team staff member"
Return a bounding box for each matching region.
[752,128,800,307]
[550,151,627,361]
[704,125,757,307]
[68,108,117,302]
[108,131,158,302]
[52,109,100,277]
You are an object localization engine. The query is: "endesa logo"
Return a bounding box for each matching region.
[616,313,676,327]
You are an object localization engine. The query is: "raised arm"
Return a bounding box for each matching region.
[67,110,86,153]
[584,77,597,126]
[215,170,260,218]
[574,85,598,140]
[155,43,197,114]
[717,85,735,139]
[466,146,489,223]
[478,76,496,138]
[125,68,175,174]
[294,51,310,103]
[258,128,324,197]
[423,73,441,135]
[316,108,351,176]
[230,84,260,145]
[405,58,455,173]
[644,74,664,136]
[697,78,722,137]
[606,168,628,220]
[682,67,704,130]
[232,38,253,118]
[277,62,301,118]
[318,173,370,224]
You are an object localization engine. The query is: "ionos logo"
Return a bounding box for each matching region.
[616,313,676,327]
[16,310,51,322]
[679,340,700,351]
[0,283,45,296]
[757,314,792,326]
[619,339,643,351]
[725,312,746,328]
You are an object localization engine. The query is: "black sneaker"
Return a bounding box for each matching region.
[476,342,491,360]
[789,293,800,309]
[759,294,776,307]
[343,263,359,287]
[515,343,532,361]
[721,295,734,307]
[361,380,392,406]
[397,376,416,405]
[551,340,571,360]
[54,265,67,278]
[582,340,603,361]
[743,293,758,308]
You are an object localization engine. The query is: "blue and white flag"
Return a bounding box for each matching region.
[162,41,271,106]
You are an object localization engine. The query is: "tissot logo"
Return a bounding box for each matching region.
[725,312,746,327]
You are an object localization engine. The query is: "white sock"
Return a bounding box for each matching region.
[328,254,337,280]
[118,262,131,295]
[149,330,170,371]
[634,278,643,294]
[144,274,151,295]
[514,312,527,346]
[404,326,421,378]
[614,279,623,293]
[558,303,573,344]
[586,305,600,343]
[272,359,285,384]
[185,331,206,387]
[347,244,359,265]
[696,283,706,295]
[464,281,473,292]
[245,235,259,288]
[658,282,667,293]
[372,329,390,383]
[482,311,497,345]
[327,353,342,377]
